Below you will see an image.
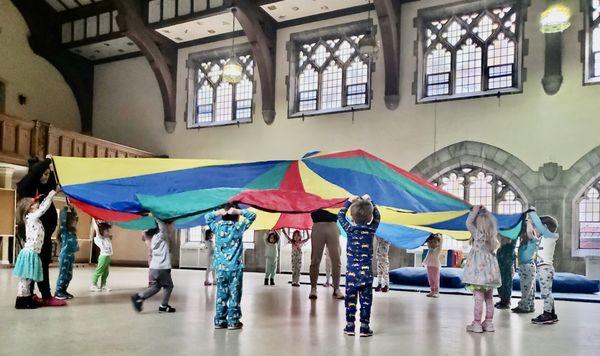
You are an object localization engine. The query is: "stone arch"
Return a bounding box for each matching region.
[410,141,536,205]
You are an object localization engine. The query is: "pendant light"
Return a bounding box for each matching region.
[223,9,243,84]
[539,2,571,34]
[358,0,379,58]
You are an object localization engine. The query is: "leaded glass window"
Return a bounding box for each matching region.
[578,181,600,249]
[187,52,254,128]
[432,166,524,214]
[417,1,524,102]
[584,0,600,84]
[289,22,372,117]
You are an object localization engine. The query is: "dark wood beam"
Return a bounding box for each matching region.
[112,0,178,133]
[233,0,277,125]
[374,0,401,110]
[11,0,95,134]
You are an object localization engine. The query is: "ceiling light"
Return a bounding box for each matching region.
[224,9,243,84]
[358,0,379,59]
[540,3,571,33]
[267,5,277,10]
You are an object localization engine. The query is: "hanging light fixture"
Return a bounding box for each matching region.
[358,0,379,58]
[223,9,243,84]
[539,2,572,34]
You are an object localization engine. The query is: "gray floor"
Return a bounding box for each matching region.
[1,267,599,356]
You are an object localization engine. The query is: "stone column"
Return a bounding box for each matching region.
[0,166,15,265]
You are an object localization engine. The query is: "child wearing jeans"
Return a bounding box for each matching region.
[206,204,256,330]
[55,205,80,300]
[13,189,58,309]
[90,219,113,292]
[131,219,176,313]
[463,205,501,333]
[338,194,380,338]
[423,233,443,298]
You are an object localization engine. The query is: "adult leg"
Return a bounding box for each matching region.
[227,269,243,326]
[497,246,515,304]
[309,224,327,289]
[323,225,342,293]
[37,239,53,299]
[214,272,230,326]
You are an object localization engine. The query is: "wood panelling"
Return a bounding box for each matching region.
[0,113,156,165]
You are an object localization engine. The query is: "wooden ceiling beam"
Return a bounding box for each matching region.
[112,0,178,133]
[374,0,401,110]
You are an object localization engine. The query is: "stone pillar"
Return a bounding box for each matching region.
[0,166,15,265]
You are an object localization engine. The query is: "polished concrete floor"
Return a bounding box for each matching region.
[1,267,599,356]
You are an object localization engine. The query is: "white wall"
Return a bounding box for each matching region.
[0,1,80,131]
[93,0,600,172]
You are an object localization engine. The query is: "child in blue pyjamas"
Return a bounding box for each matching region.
[205,203,256,330]
[55,205,79,300]
[338,194,380,338]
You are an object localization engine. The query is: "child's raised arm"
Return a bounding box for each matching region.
[337,198,354,233]
[466,205,481,233]
[370,204,381,231]
[237,209,257,231]
[30,190,57,219]
[92,218,101,238]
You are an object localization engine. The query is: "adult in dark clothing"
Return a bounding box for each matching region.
[17,157,66,306]
[308,209,344,300]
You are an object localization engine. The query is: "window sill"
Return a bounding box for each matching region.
[288,104,370,119]
[583,77,600,86]
[187,119,252,129]
[572,248,600,258]
[417,87,521,104]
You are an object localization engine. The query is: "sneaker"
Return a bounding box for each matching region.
[158,304,176,313]
[531,311,559,325]
[309,288,318,300]
[359,326,374,337]
[65,292,74,300]
[482,319,495,332]
[466,322,484,333]
[214,322,228,329]
[332,290,345,300]
[270,278,275,286]
[130,294,143,312]
[382,286,389,293]
[55,292,69,300]
[511,306,534,314]
[89,285,100,292]
[204,281,212,286]
[42,297,67,307]
[495,301,511,309]
[375,284,382,292]
[101,286,112,292]
[228,322,243,330]
[344,324,355,336]
[426,293,435,298]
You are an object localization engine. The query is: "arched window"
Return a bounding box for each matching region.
[577,181,600,249]
[432,166,524,214]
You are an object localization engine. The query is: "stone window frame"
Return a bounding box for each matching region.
[582,0,600,84]
[285,20,375,119]
[185,44,255,129]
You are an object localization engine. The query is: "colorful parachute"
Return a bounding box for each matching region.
[52,150,524,249]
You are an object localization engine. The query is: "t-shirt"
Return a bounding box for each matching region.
[537,235,558,266]
[423,245,443,268]
[94,236,113,256]
[311,209,338,223]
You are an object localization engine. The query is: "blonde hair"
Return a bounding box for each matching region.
[473,212,500,253]
[350,199,373,225]
[16,198,34,225]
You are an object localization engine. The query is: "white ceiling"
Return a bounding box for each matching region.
[155,12,241,43]
[261,0,369,22]
[69,36,139,60]
[45,0,100,12]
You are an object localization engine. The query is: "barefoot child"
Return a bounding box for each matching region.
[423,233,443,298]
[206,204,256,330]
[131,219,176,313]
[55,205,80,300]
[90,219,113,292]
[463,205,501,333]
[338,194,380,337]
[13,189,58,309]
[283,230,310,287]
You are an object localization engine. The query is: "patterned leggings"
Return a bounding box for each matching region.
[538,264,555,313]
[473,289,494,323]
[518,263,536,311]
[345,283,373,324]
[291,249,302,284]
[17,279,32,297]
[56,254,74,294]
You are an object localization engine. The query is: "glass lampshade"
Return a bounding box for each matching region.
[358,32,379,59]
[223,58,243,84]
[540,3,571,34]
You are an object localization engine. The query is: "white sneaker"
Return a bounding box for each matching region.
[101,286,112,292]
[466,322,484,333]
[482,320,495,332]
[89,285,100,292]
